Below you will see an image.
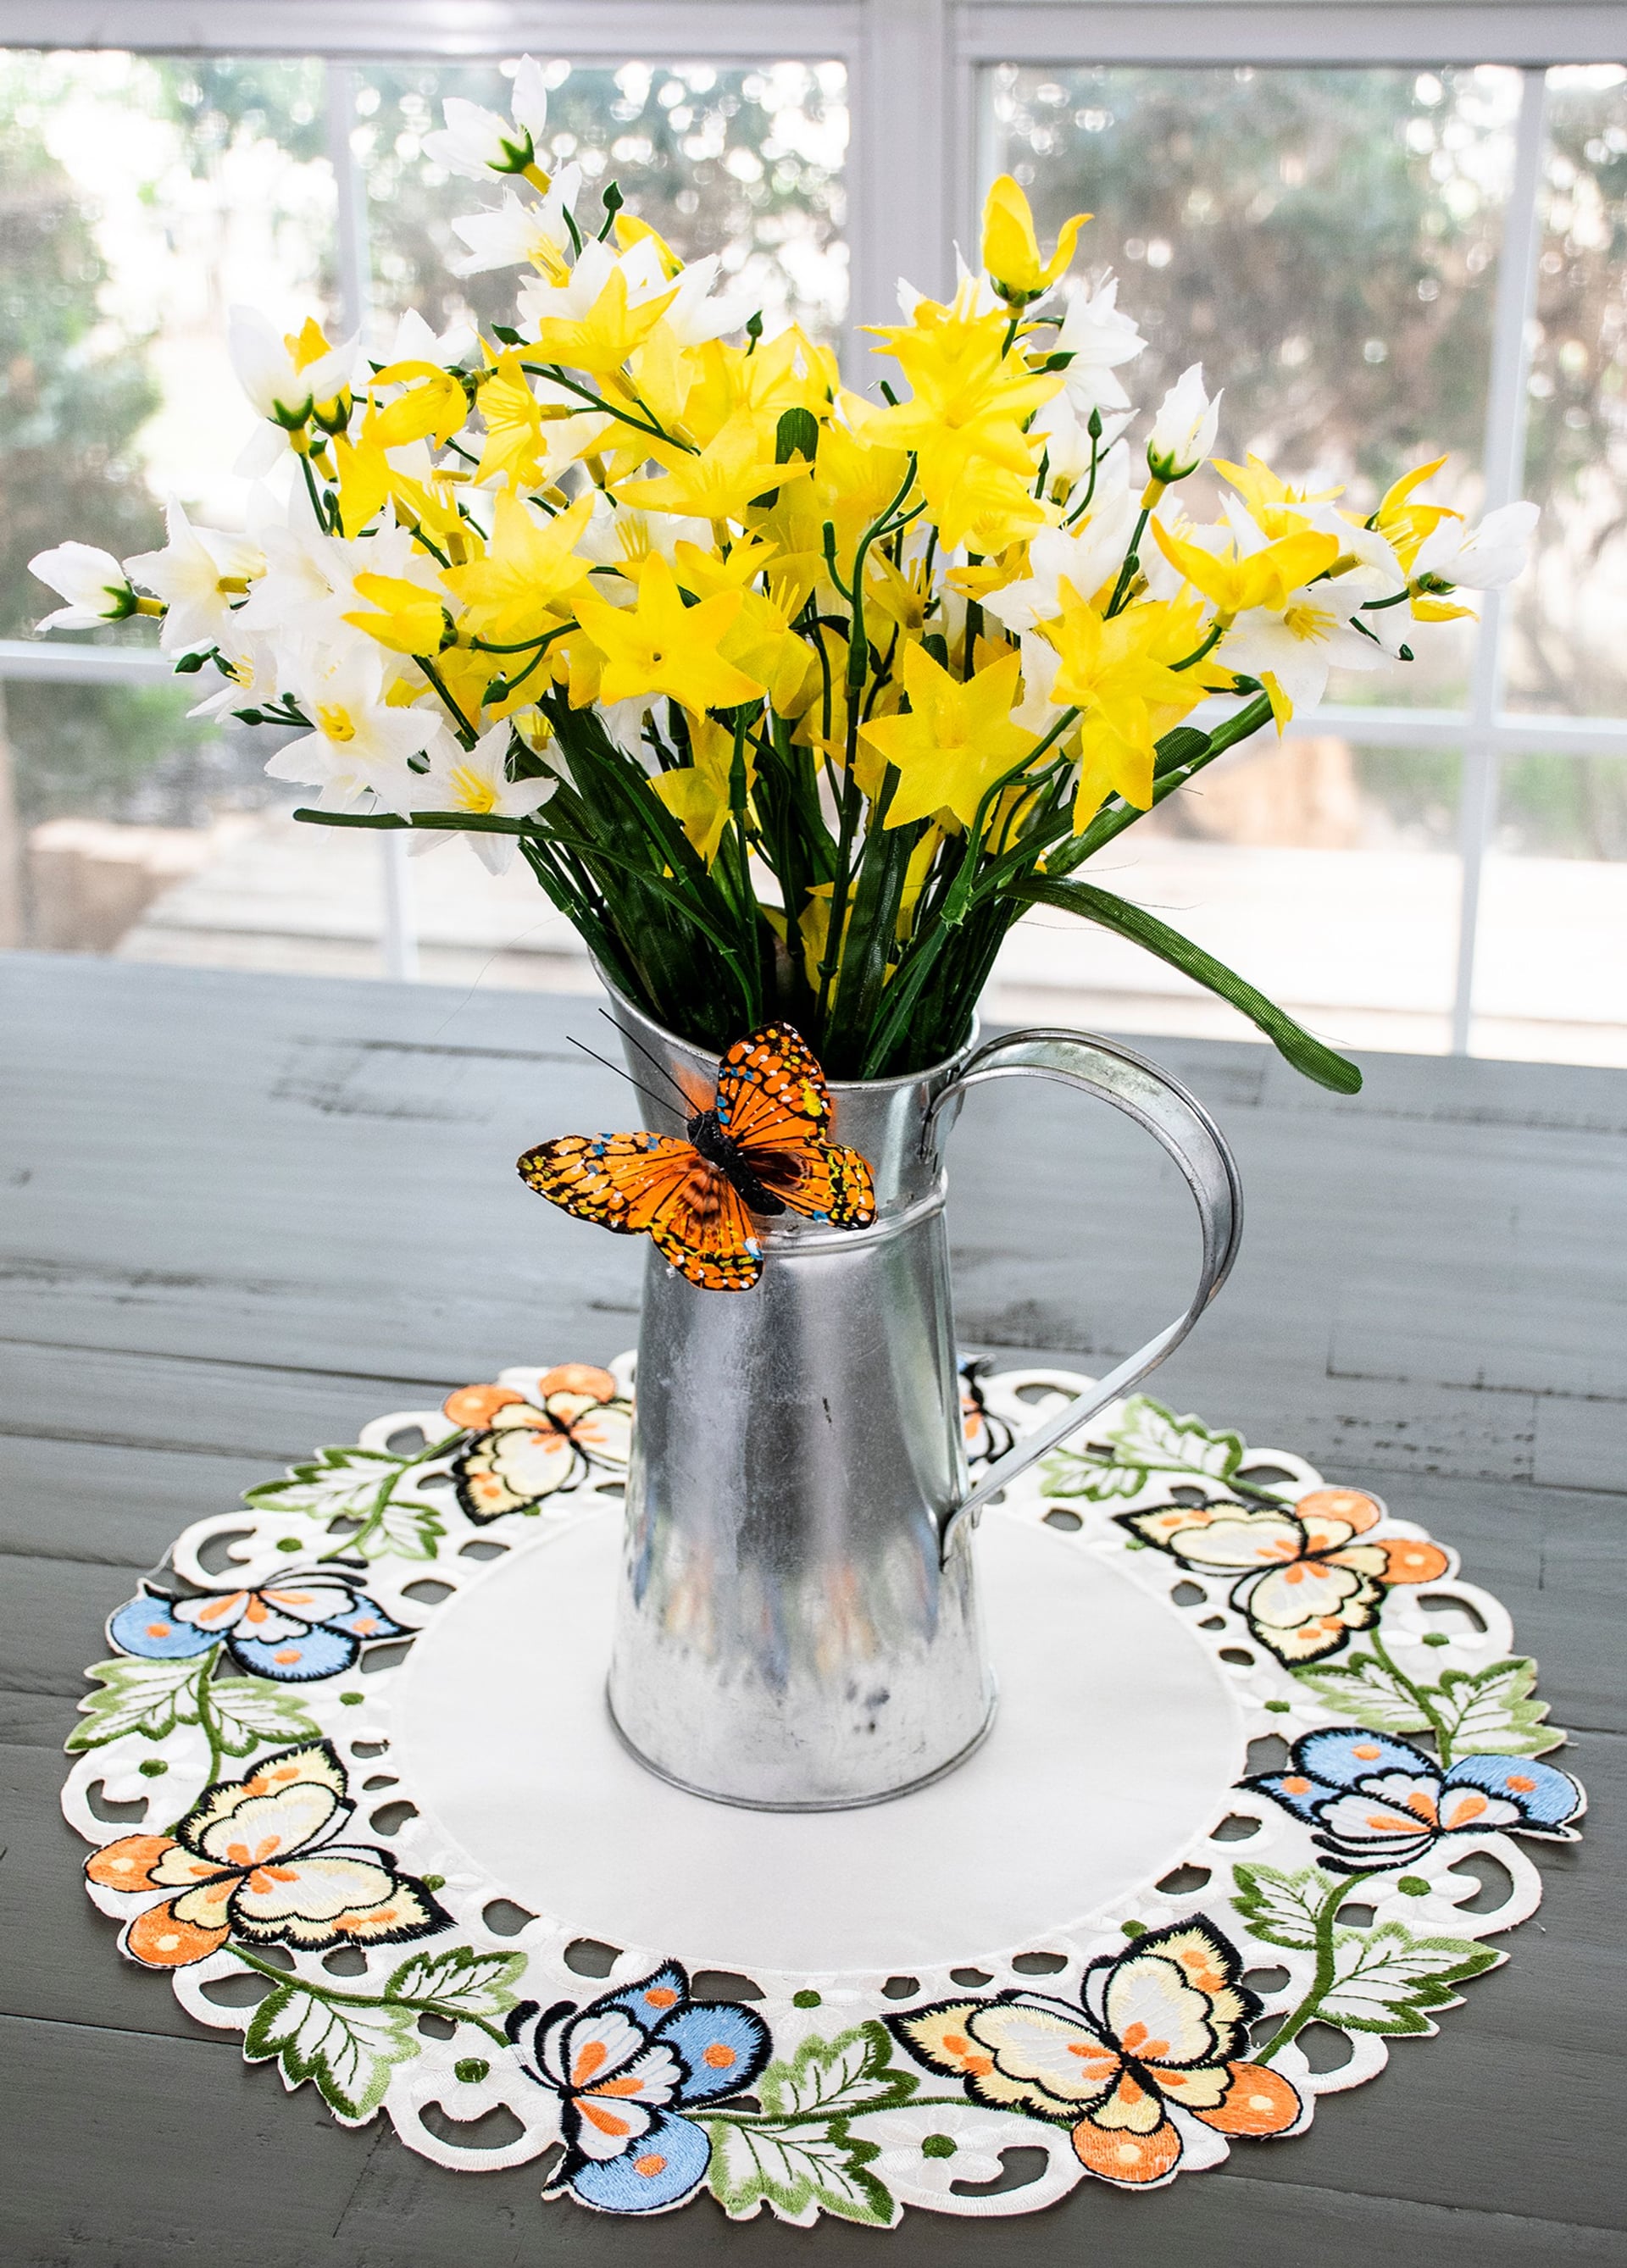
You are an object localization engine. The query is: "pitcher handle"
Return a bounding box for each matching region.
[923,1028,1244,1555]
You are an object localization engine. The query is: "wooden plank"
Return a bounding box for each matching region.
[3,2014,1620,2268]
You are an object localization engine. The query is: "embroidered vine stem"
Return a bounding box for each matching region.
[1367,1628,1454,1762]
[165,1647,226,1829]
[1255,1869,1377,2065]
[227,1944,510,2045]
[697,2094,975,2131]
[318,1432,464,1561]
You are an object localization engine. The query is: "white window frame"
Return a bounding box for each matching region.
[1,0,1622,1040]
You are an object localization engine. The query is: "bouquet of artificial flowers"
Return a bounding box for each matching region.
[32,59,1535,1086]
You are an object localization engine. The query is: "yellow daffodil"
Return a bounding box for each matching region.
[364,360,469,450]
[858,642,1035,831]
[1368,457,1463,571]
[619,411,813,526]
[650,716,755,862]
[570,552,764,713]
[342,572,452,656]
[980,174,1091,306]
[532,264,675,375]
[1042,591,1208,826]
[440,490,595,645]
[1150,520,1341,625]
[1213,453,1343,539]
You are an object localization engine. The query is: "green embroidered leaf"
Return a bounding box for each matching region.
[1291,1651,1435,1734]
[1103,1396,1246,1481]
[386,1945,526,2021]
[243,1445,404,1522]
[358,1493,445,1561]
[1318,1922,1500,2036]
[1231,1862,1339,1952]
[206,1677,320,1758]
[66,1655,208,1751]
[758,2021,919,2120]
[243,1979,420,2121]
[702,2114,897,2227]
[1039,1448,1144,1501]
[1433,1659,1562,1759]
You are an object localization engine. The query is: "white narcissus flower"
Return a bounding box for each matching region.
[1030,396,1133,495]
[29,541,137,629]
[448,168,582,278]
[264,645,449,812]
[575,491,712,584]
[514,236,621,335]
[1011,629,1068,734]
[984,479,1140,635]
[1053,273,1147,418]
[423,57,550,180]
[1220,584,1386,729]
[228,308,357,430]
[385,307,480,370]
[1413,499,1539,591]
[187,631,283,723]
[397,723,558,873]
[1147,363,1221,485]
[124,500,264,653]
[619,244,756,347]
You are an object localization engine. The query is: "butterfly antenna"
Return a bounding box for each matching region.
[596,1007,696,1107]
[565,1034,683,1121]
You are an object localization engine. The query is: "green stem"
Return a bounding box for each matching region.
[317,1433,463,1562]
[228,1946,509,2046]
[1256,1871,1376,2065]
[699,2093,977,2130]
[167,1647,225,1827]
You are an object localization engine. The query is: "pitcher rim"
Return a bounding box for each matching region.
[597,972,981,1095]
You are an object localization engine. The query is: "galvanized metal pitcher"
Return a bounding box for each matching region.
[604,990,1243,1811]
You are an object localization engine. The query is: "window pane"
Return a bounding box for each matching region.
[0,51,403,969]
[353,58,848,350]
[984,64,1524,708]
[988,740,1462,1055]
[1504,66,1627,720]
[1470,752,1627,1062]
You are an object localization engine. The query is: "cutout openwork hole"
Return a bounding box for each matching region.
[370,1799,419,1837]
[950,1967,994,1988]
[386,1426,428,1457]
[1210,1813,1262,1844]
[418,2101,528,2152]
[691,1969,765,2003]
[200,1970,275,2008]
[360,1641,414,1674]
[1296,2021,1355,2074]
[351,1738,389,1759]
[951,2146,1051,2198]
[482,1899,538,1938]
[323,1946,369,1977]
[1011,1951,1069,1977]
[1013,1382,1058,1406]
[415,1469,454,1491]
[1448,1850,1517,1916]
[196,1529,255,1575]
[1043,1507,1082,1533]
[1172,1581,1207,1608]
[1245,1735,1291,1776]
[1155,1864,1212,1895]
[1168,1484,1210,1506]
[86,1783,147,1824]
[1219,1646,1256,1666]
[1418,1594,1487,1635]
[564,1938,622,1979]
[401,1579,453,1606]
[418,2011,458,2041]
[362,1772,399,1792]
[1239,1463,1297,1487]
[1241,1966,1291,1997]
[882,1976,919,2000]
[459,1539,508,1562]
[1336,1902,1377,1928]
[1198,1614,1226,1631]
[593,1480,625,1499]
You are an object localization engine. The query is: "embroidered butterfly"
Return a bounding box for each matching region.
[517,1022,875,1292]
[1116,1485,1452,1666]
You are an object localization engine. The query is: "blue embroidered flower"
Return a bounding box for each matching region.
[108,1573,407,1683]
[508,1960,769,2213]
[1245,1727,1585,1872]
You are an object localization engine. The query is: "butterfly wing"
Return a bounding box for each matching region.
[714,1023,876,1230]
[518,1132,763,1291]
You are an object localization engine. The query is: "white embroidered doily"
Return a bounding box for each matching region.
[63,1358,1585,2226]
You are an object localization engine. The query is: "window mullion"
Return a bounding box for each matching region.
[1452,63,1547,1056]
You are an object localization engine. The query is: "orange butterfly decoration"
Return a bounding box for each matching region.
[518,1022,875,1292]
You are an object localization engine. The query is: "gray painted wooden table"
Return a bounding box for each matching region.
[3,953,1622,2267]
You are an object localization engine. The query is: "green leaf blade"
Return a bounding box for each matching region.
[1231,1861,1339,1952]
[1318,1922,1501,2036]
[66,1656,207,1752]
[243,1980,420,2121]
[1291,1652,1435,1735]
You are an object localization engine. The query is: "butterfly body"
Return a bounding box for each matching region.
[519,1022,875,1293]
